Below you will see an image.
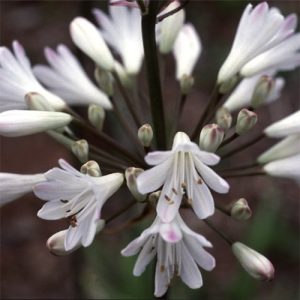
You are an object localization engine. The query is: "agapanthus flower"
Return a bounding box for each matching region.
[34,159,124,250]
[34,45,112,109]
[137,132,229,222]
[121,214,215,297]
[93,5,144,75]
[0,41,66,111]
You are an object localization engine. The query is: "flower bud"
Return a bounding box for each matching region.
[180,75,194,95]
[219,75,239,94]
[236,109,257,135]
[25,92,55,111]
[88,104,106,131]
[148,191,161,206]
[47,220,105,256]
[71,139,89,163]
[232,242,275,281]
[230,198,252,220]
[125,167,146,202]
[251,76,274,108]
[199,124,224,152]
[94,67,114,96]
[114,61,133,89]
[80,160,102,177]
[138,124,153,147]
[215,107,233,130]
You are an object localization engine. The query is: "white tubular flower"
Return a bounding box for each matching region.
[264,110,300,138]
[217,2,298,84]
[137,132,229,222]
[157,1,185,54]
[232,242,274,281]
[0,173,45,207]
[0,41,66,112]
[70,17,115,71]
[258,134,300,164]
[0,110,72,137]
[263,154,300,181]
[93,5,144,75]
[173,23,201,80]
[33,45,112,109]
[121,214,215,297]
[224,75,285,112]
[34,159,124,250]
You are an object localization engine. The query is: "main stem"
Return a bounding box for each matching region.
[142,2,166,149]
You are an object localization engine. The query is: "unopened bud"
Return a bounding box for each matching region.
[88,104,105,131]
[94,67,114,96]
[219,75,239,94]
[148,191,161,206]
[47,220,105,256]
[138,124,153,147]
[180,75,194,95]
[80,160,101,177]
[236,109,257,135]
[216,106,232,130]
[230,198,252,220]
[125,167,146,202]
[71,139,89,163]
[232,242,275,281]
[251,76,274,108]
[25,92,55,111]
[199,124,224,152]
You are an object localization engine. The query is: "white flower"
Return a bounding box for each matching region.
[137,132,229,222]
[121,214,215,297]
[224,75,285,112]
[258,134,300,164]
[173,23,201,80]
[263,153,300,181]
[0,41,66,112]
[0,173,45,207]
[232,242,274,281]
[0,110,72,137]
[264,110,300,138]
[70,17,115,71]
[34,159,124,250]
[93,5,144,75]
[157,0,185,54]
[217,3,298,83]
[33,45,112,109]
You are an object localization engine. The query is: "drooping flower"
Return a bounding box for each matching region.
[0,172,45,207]
[173,23,202,80]
[0,41,66,112]
[33,45,112,109]
[137,132,229,222]
[0,110,72,137]
[34,159,124,251]
[121,214,215,297]
[93,5,144,75]
[217,2,298,84]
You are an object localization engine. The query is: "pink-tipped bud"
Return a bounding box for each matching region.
[236,109,257,135]
[216,106,233,131]
[199,123,225,152]
[251,76,274,108]
[125,167,146,202]
[80,160,101,177]
[138,124,153,147]
[230,198,252,220]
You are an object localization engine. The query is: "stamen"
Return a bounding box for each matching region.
[197,178,203,184]
[160,265,165,272]
[60,199,69,203]
[68,215,77,227]
[164,195,171,202]
[181,182,187,188]
[172,187,178,195]
[187,198,193,205]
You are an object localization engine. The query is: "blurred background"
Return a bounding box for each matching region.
[1,0,299,299]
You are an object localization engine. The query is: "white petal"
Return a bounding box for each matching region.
[144,151,173,166]
[37,199,68,220]
[154,260,169,297]
[159,222,182,243]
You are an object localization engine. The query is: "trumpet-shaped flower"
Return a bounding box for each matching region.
[121,214,215,297]
[93,5,144,75]
[0,173,45,207]
[34,45,112,109]
[217,2,298,83]
[0,110,72,137]
[137,132,229,222]
[34,159,124,250]
[173,23,201,80]
[0,41,66,112]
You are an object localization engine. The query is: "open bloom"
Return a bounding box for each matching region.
[93,5,143,75]
[0,41,66,111]
[137,132,229,222]
[173,23,202,80]
[34,45,112,109]
[0,173,45,207]
[34,159,124,250]
[121,214,215,297]
[217,2,298,83]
